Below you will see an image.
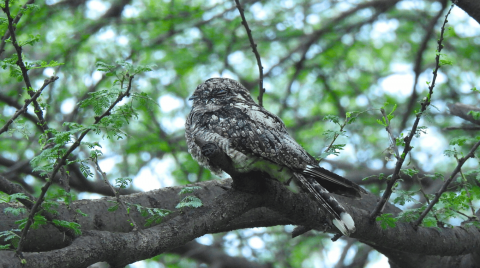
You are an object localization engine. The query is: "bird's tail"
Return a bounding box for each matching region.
[303,165,366,199]
[294,173,355,236]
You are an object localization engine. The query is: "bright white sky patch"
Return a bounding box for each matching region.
[228,51,246,66]
[247,236,265,249]
[60,98,76,114]
[306,14,320,24]
[85,0,110,19]
[250,2,268,20]
[196,234,214,245]
[380,73,414,98]
[133,158,175,191]
[43,67,55,77]
[123,5,140,18]
[97,28,115,41]
[159,95,183,112]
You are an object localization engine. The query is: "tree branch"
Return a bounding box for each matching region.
[447,102,480,125]
[0,76,58,136]
[234,0,265,107]
[370,3,455,222]
[413,139,480,227]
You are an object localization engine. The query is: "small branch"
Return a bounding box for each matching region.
[444,125,480,131]
[415,175,440,223]
[16,75,136,256]
[369,3,455,222]
[0,76,59,136]
[1,0,50,134]
[458,168,477,218]
[93,158,139,231]
[0,0,35,57]
[381,108,400,159]
[412,139,480,227]
[0,175,35,208]
[234,0,265,107]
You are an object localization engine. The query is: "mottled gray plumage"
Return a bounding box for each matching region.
[185,78,364,236]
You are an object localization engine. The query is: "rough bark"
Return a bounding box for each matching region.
[0,178,479,267]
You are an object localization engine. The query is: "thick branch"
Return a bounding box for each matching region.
[447,102,480,125]
[455,0,480,25]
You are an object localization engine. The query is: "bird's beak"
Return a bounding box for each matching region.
[188,95,198,101]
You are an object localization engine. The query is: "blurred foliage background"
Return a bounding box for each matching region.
[1,0,480,267]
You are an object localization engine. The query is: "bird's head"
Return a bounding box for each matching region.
[189,78,256,107]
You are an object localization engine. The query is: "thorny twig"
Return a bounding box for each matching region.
[234,0,265,107]
[369,3,455,223]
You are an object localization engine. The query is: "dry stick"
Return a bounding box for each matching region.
[0,76,58,135]
[413,139,480,227]
[2,0,50,134]
[369,3,455,223]
[93,158,139,231]
[15,75,136,257]
[234,0,265,107]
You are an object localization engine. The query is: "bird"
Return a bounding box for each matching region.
[185,77,364,236]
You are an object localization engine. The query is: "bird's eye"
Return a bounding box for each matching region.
[216,90,227,97]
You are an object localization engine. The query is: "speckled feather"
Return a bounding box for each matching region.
[185,78,361,236]
[186,78,314,174]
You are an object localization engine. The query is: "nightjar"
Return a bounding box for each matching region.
[185,78,364,236]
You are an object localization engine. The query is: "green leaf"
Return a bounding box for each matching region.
[108,202,119,212]
[376,213,397,229]
[450,136,471,146]
[18,34,40,47]
[76,209,88,217]
[439,59,453,66]
[116,177,132,189]
[4,207,27,216]
[178,186,201,195]
[401,169,419,178]
[323,115,340,125]
[52,220,82,235]
[468,111,480,120]
[27,60,64,70]
[176,196,203,209]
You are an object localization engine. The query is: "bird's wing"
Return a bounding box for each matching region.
[225,101,316,170]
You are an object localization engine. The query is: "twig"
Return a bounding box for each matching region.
[0,0,35,57]
[381,108,400,158]
[415,175,440,223]
[412,139,480,228]
[234,0,264,107]
[369,3,455,223]
[444,126,480,131]
[2,0,50,134]
[458,168,477,218]
[0,76,58,136]
[399,1,447,131]
[15,75,136,257]
[93,158,139,231]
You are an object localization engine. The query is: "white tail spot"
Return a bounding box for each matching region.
[333,212,355,236]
